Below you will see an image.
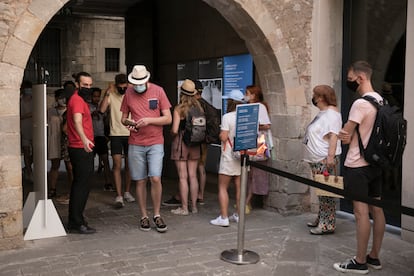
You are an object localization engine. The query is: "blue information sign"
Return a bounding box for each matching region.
[234,103,259,151]
[223,54,253,95]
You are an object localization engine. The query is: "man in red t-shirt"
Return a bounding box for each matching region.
[66,72,96,234]
[120,65,172,233]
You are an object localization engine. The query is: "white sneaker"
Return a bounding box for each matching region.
[210,216,229,227]
[124,192,135,203]
[229,213,239,223]
[114,196,124,208]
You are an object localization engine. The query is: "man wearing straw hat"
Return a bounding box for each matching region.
[120,65,172,233]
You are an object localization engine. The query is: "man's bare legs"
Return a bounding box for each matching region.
[368,203,385,259]
[112,154,123,197]
[353,200,385,264]
[135,176,163,218]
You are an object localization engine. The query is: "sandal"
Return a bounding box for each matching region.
[171,207,189,216]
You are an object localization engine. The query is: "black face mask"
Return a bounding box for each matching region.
[117,86,127,95]
[311,97,318,107]
[78,87,93,102]
[346,80,359,92]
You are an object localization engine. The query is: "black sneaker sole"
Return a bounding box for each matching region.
[366,255,382,270]
[367,263,382,270]
[333,263,369,274]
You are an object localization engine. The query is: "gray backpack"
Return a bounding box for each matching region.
[183,106,206,146]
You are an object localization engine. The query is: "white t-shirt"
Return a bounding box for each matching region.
[303,108,342,163]
[219,111,241,176]
[258,103,271,125]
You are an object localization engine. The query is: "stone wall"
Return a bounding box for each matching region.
[46,15,126,89]
[0,0,317,249]
[5,0,411,250]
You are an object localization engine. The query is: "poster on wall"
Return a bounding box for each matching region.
[222,54,253,113]
[177,62,198,102]
[177,58,223,110]
[176,54,253,112]
[198,58,223,110]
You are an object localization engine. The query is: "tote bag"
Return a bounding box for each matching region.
[314,171,343,198]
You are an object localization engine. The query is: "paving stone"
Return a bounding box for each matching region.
[0,175,412,276]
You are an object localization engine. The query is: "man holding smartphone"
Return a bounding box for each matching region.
[120,65,172,233]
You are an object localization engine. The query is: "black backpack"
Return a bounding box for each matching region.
[183,106,207,146]
[356,95,407,168]
[199,98,221,144]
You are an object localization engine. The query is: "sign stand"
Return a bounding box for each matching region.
[221,153,260,264]
[23,84,66,240]
[221,103,260,265]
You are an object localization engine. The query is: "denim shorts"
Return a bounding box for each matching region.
[128,144,164,180]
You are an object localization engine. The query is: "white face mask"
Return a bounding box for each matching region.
[57,98,66,107]
[134,84,147,93]
[244,95,251,102]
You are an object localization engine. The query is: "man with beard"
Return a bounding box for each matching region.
[66,71,96,234]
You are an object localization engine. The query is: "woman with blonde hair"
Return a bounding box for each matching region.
[170,79,203,215]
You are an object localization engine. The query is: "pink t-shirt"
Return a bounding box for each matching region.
[120,83,171,146]
[344,91,383,168]
[67,91,94,148]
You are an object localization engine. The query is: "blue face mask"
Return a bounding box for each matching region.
[134,84,147,93]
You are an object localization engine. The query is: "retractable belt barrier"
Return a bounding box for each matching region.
[249,160,414,218]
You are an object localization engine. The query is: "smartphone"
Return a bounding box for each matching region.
[124,119,136,126]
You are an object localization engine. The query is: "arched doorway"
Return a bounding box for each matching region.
[0,0,314,249]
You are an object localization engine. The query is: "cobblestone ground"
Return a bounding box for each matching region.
[1,172,413,276]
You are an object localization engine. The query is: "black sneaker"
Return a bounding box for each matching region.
[366,254,382,270]
[153,216,168,233]
[140,217,151,232]
[333,258,369,274]
[162,196,181,206]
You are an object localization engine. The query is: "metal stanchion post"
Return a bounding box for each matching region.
[221,154,260,264]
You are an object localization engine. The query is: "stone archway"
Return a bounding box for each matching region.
[0,0,69,249]
[0,0,312,249]
[204,0,311,213]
